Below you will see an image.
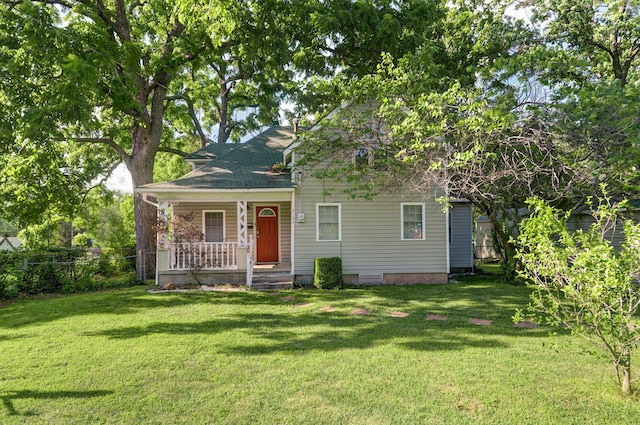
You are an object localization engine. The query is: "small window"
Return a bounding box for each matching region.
[258,208,276,217]
[317,203,341,241]
[203,211,225,242]
[353,147,371,168]
[402,203,425,240]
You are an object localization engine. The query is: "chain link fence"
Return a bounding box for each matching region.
[0,247,156,298]
[136,251,157,282]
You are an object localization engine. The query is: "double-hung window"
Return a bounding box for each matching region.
[317,203,341,241]
[401,203,425,240]
[203,211,225,242]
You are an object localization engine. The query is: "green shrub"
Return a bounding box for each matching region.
[0,251,22,299]
[22,262,63,294]
[313,257,343,289]
[0,247,140,297]
[0,273,20,299]
[61,272,140,294]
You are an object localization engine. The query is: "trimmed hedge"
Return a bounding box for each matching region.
[313,257,343,289]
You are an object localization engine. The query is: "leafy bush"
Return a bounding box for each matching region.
[0,251,23,299]
[313,257,343,289]
[516,196,640,395]
[61,272,141,294]
[0,247,140,298]
[118,244,137,272]
[0,268,21,299]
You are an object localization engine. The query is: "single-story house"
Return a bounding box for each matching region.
[136,125,473,288]
[0,235,22,251]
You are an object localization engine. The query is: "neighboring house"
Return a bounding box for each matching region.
[0,235,22,251]
[474,215,496,261]
[474,202,638,263]
[136,125,473,288]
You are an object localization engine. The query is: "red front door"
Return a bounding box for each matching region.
[256,206,279,263]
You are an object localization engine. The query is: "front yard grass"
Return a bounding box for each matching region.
[1,276,639,424]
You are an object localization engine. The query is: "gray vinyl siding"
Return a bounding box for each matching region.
[449,202,473,269]
[567,213,626,249]
[280,204,292,263]
[172,201,292,264]
[293,176,448,275]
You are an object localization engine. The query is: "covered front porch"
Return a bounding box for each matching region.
[154,196,294,288]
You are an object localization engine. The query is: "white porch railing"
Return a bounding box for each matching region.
[168,242,238,271]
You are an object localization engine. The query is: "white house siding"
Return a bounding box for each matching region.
[293,176,448,284]
[449,202,474,270]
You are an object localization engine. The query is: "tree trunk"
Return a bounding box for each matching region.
[620,352,632,395]
[486,210,520,283]
[126,138,158,281]
[217,80,231,144]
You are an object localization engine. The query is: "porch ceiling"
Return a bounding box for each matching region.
[143,188,295,203]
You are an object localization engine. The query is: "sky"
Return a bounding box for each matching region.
[106,163,133,193]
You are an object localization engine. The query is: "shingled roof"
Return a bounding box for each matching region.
[138,126,297,192]
[184,141,237,161]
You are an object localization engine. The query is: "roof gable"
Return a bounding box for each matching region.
[138,126,298,192]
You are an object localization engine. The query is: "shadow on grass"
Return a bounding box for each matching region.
[5,275,557,355]
[85,295,552,355]
[0,286,337,329]
[0,390,113,416]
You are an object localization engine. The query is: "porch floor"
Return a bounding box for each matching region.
[253,263,291,273]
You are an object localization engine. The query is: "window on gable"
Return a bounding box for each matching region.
[203,211,225,242]
[353,147,371,168]
[402,203,425,240]
[317,203,341,241]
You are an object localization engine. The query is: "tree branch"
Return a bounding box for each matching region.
[113,0,133,42]
[184,94,210,148]
[158,146,188,157]
[72,137,129,160]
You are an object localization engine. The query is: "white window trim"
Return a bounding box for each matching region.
[401,203,425,241]
[353,147,373,167]
[316,203,342,242]
[202,210,226,242]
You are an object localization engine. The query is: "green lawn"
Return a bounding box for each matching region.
[1,277,639,424]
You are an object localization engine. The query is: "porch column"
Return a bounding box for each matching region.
[237,200,248,246]
[156,202,170,278]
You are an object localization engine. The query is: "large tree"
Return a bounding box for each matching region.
[0,0,318,276]
[518,0,640,197]
[0,0,446,277]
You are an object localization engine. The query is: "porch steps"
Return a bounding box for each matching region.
[251,272,294,291]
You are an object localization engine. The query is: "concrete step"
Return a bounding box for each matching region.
[252,273,293,284]
[251,281,294,291]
